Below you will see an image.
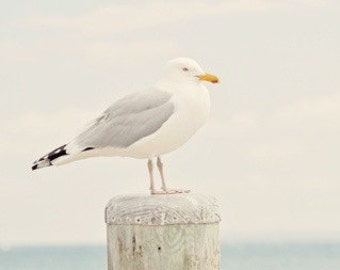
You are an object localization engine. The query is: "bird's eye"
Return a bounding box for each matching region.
[182,67,189,72]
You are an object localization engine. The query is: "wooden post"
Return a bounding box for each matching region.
[105,193,221,270]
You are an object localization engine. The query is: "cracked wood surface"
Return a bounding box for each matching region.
[105,193,221,270]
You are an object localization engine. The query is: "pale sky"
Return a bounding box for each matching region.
[1,0,340,246]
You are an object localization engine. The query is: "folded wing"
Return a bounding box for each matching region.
[70,89,175,151]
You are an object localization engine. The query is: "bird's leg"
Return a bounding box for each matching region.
[149,158,172,195]
[148,159,155,194]
[155,156,190,194]
[157,157,167,191]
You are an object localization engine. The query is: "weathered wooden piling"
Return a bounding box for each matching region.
[105,193,221,270]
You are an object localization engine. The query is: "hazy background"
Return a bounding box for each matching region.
[1,0,339,247]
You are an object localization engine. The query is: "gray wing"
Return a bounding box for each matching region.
[73,89,174,149]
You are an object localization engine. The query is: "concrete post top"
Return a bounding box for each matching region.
[105,193,221,226]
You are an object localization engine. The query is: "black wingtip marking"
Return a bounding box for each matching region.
[48,144,68,162]
[32,144,68,171]
[82,147,95,152]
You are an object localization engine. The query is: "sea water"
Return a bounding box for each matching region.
[0,243,339,270]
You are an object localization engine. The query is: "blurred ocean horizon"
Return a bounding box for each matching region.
[1,242,339,270]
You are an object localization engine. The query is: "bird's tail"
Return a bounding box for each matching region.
[32,144,68,170]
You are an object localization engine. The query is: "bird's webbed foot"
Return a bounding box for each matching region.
[150,188,190,195]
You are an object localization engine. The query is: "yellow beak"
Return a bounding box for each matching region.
[196,73,219,84]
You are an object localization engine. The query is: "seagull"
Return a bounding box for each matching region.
[32,58,219,194]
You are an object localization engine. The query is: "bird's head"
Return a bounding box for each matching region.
[159,58,219,85]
